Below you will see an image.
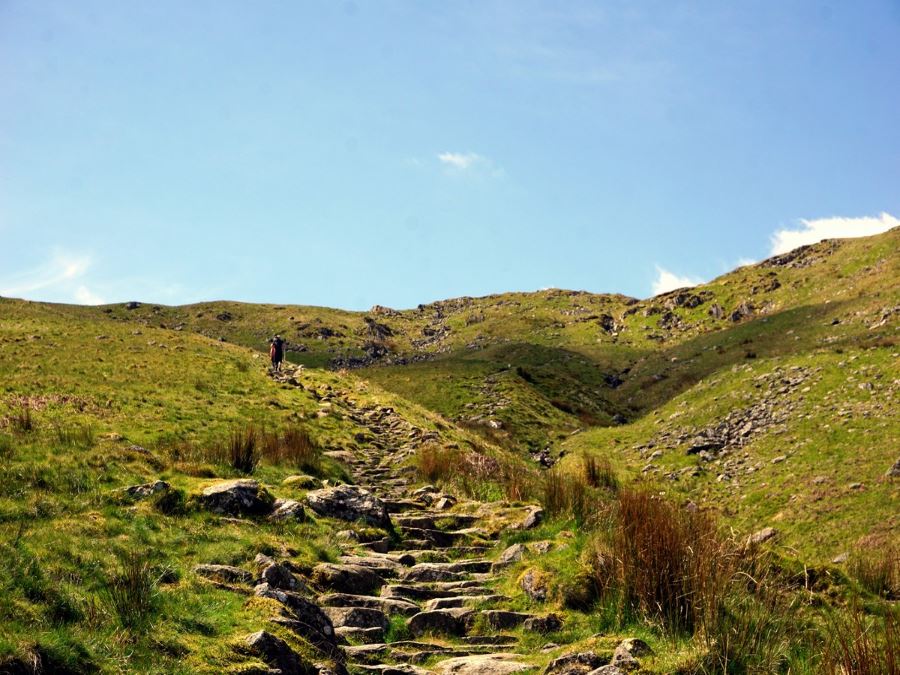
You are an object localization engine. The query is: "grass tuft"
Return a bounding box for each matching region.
[822,605,898,675]
[849,545,899,599]
[105,552,158,630]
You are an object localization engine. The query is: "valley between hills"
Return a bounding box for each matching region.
[0,228,897,673]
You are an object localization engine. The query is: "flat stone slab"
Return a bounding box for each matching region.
[433,653,532,675]
[306,484,392,529]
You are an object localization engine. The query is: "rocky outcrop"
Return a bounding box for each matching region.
[306,485,392,529]
[312,563,383,595]
[433,653,532,675]
[198,479,274,517]
[242,630,310,675]
[194,564,252,585]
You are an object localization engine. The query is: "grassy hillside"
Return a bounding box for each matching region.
[0,298,513,672]
[0,228,896,672]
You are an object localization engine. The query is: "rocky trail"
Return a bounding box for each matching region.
[189,367,635,675]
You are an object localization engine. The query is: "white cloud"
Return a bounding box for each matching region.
[436,151,504,178]
[0,251,104,305]
[437,152,484,170]
[651,266,703,296]
[770,212,899,255]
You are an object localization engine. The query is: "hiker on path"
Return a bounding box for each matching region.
[270,334,285,371]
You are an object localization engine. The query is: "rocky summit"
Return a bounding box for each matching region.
[0,228,897,673]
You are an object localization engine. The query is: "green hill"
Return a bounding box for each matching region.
[0,228,896,673]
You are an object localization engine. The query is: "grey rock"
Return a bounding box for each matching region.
[520,569,549,603]
[260,562,303,591]
[748,527,777,545]
[123,480,170,499]
[253,583,336,650]
[493,544,526,570]
[407,608,474,637]
[524,613,563,634]
[312,563,383,595]
[269,498,308,522]
[198,479,274,517]
[544,652,608,675]
[243,630,309,675]
[433,654,532,675]
[323,606,389,631]
[886,458,900,478]
[611,639,652,672]
[306,485,392,529]
[481,610,532,630]
[194,564,252,585]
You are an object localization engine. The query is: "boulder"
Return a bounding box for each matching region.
[481,610,532,630]
[519,506,544,530]
[887,457,900,478]
[260,562,303,591]
[407,608,474,637]
[520,569,549,603]
[123,480,170,499]
[194,564,252,585]
[312,563,383,595]
[610,638,652,671]
[748,527,777,545]
[269,498,308,522]
[544,652,608,675]
[242,630,309,675]
[322,606,389,631]
[306,485,392,529]
[433,654,532,675]
[318,593,419,617]
[493,544,527,570]
[254,584,336,651]
[524,614,562,634]
[198,479,274,517]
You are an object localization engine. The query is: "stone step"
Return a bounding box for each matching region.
[400,561,492,583]
[460,635,519,646]
[323,606,389,631]
[384,499,427,513]
[352,663,430,675]
[407,608,474,638]
[318,593,420,617]
[423,595,507,611]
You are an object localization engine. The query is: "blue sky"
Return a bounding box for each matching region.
[1,1,898,309]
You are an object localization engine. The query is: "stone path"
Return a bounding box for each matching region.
[269,368,553,675]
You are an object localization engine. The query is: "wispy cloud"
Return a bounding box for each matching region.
[651,266,702,295]
[0,251,106,305]
[436,151,504,178]
[437,152,485,170]
[770,212,899,255]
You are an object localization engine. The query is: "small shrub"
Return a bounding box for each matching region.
[54,423,95,448]
[227,425,258,474]
[699,586,799,674]
[0,433,12,458]
[850,545,899,599]
[10,407,35,433]
[583,455,618,491]
[105,552,158,629]
[277,424,320,472]
[416,444,462,484]
[609,489,732,635]
[541,468,600,526]
[153,488,186,516]
[822,606,898,675]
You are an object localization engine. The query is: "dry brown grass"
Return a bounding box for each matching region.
[823,606,898,675]
[849,544,899,599]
